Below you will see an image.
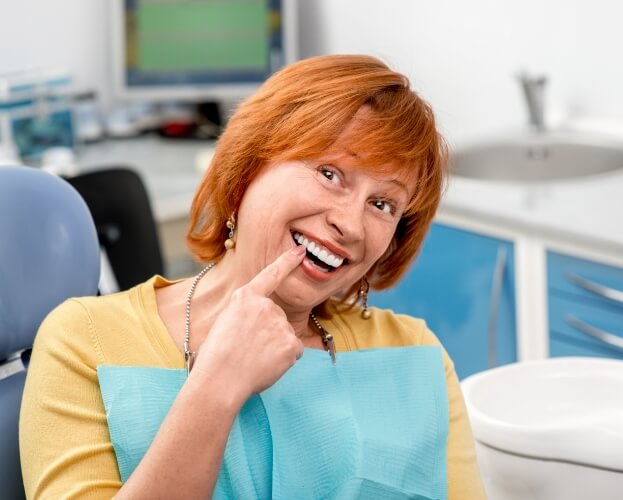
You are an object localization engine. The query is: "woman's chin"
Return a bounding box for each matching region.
[272,280,331,313]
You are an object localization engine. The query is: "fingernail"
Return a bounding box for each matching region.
[292,245,306,255]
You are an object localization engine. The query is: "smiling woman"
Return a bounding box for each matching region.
[188,55,446,296]
[19,55,486,500]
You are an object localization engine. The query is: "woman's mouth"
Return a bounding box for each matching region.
[292,231,347,273]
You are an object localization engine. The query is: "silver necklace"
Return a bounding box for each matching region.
[184,265,337,374]
[184,263,215,374]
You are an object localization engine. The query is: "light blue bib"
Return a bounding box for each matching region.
[98,346,449,499]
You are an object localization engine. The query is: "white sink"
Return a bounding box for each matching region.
[461,357,623,500]
[450,132,623,182]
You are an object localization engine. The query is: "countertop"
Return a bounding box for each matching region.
[441,169,623,252]
[75,136,215,222]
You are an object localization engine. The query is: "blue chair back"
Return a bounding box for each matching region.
[0,166,100,499]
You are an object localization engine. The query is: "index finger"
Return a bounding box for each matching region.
[245,245,306,296]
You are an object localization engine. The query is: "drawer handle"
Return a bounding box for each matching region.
[565,272,623,304]
[564,314,623,352]
[488,247,507,368]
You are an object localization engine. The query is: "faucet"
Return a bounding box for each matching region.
[517,71,547,132]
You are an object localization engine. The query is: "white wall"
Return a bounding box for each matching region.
[301,0,623,146]
[0,0,110,100]
[2,0,623,146]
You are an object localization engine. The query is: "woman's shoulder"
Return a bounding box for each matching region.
[33,276,174,366]
[326,303,443,351]
[40,278,149,331]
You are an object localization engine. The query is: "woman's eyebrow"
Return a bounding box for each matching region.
[393,179,408,191]
[387,178,410,196]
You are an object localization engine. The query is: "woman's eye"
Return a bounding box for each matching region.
[372,199,396,215]
[319,166,340,184]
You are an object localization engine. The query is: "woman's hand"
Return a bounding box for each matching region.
[188,245,306,403]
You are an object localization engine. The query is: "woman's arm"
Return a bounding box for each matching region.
[20,300,249,499]
[115,364,243,498]
[20,299,127,498]
[21,247,305,498]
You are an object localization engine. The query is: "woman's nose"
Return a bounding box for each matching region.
[326,199,365,242]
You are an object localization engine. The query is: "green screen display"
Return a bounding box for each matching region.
[136,1,269,72]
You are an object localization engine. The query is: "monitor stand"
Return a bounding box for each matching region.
[158,101,223,141]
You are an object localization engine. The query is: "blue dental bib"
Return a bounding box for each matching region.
[98,346,449,499]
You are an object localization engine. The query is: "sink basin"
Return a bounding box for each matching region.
[461,357,623,499]
[462,357,623,468]
[450,133,623,182]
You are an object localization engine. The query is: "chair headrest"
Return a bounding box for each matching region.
[0,166,100,359]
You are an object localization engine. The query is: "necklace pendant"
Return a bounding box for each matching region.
[327,337,337,364]
[323,332,336,364]
[185,350,196,375]
[310,312,337,364]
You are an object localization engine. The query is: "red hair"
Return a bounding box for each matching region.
[187,54,447,300]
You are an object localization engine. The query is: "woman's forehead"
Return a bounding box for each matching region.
[329,107,421,174]
[325,142,418,183]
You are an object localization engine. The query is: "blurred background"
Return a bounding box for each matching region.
[1,0,622,366]
[1,0,622,144]
[2,3,623,498]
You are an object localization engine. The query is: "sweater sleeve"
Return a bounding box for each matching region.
[415,323,487,500]
[19,299,122,499]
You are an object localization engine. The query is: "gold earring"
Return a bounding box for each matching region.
[224,213,236,250]
[359,277,371,319]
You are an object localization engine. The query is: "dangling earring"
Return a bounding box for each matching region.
[359,277,371,319]
[224,213,236,250]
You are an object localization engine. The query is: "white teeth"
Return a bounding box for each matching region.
[292,232,345,269]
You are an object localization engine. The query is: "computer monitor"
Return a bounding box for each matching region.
[110,0,298,103]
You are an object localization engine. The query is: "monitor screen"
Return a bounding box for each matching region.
[111,0,298,102]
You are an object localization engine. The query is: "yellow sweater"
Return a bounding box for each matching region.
[20,276,486,499]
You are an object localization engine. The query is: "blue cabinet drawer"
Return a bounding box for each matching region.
[549,295,623,359]
[550,334,623,360]
[371,223,516,380]
[547,251,623,308]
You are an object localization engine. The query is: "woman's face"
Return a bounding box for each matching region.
[234,145,414,313]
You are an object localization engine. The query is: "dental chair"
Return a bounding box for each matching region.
[64,167,165,293]
[0,166,100,499]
